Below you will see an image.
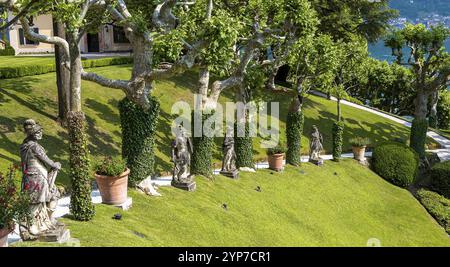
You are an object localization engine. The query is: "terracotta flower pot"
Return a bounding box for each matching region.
[268,153,285,171]
[352,146,367,161]
[95,168,130,205]
[0,225,13,247]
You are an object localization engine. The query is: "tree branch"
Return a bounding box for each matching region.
[19,16,70,70]
[0,0,38,31]
[81,69,130,91]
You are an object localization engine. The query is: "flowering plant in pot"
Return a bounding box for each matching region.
[94,157,129,205]
[267,145,287,171]
[0,166,30,247]
[349,137,370,162]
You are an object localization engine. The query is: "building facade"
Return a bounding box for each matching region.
[5,14,131,55]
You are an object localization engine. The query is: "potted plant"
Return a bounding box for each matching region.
[267,145,287,171]
[349,137,370,162]
[94,157,129,205]
[0,166,30,247]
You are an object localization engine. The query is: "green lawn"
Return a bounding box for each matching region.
[26,161,445,247]
[0,64,439,187]
[1,65,449,247]
[0,56,55,67]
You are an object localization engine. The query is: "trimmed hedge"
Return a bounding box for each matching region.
[235,120,254,169]
[0,57,133,79]
[430,161,450,198]
[119,96,160,187]
[332,121,345,162]
[68,111,95,221]
[0,42,15,56]
[191,112,215,178]
[410,118,428,159]
[372,142,419,188]
[286,110,304,166]
[417,189,450,234]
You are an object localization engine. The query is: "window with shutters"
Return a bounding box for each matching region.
[18,28,40,45]
[113,26,129,44]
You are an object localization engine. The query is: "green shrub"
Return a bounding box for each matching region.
[0,57,132,79]
[119,97,160,187]
[0,166,31,230]
[235,120,254,169]
[267,144,287,156]
[0,41,15,56]
[94,156,127,177]
[372,142,419,188]
[349,137,370,147]
[68,111,95,221]
[191,112,214,178]
[417,189,450,234]
[410,118,428,159]
[332,121,344,162]
[430,161,450,198]
[437,91,450,130]
[286,110,304,166]
[345,95,364,106]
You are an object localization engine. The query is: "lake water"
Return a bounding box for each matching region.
[369,38,450,62]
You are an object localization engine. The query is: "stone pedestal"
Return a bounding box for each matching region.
[38,223,71,244]
[172,180,196,192]
[220,170,239,179]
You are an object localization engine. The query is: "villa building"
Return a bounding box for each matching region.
[2,14,131,55]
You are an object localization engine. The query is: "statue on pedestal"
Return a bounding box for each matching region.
[171,126,196,191]
[19,119,70,242]
[309,125,324,166]
[220,127,239,179]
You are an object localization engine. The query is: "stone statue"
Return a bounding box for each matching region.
[171,126,196,191]
[220,128,239,179]
[19,119,69,242]
[309,125,324,166]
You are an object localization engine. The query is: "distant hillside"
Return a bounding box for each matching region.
[390,0,450,18]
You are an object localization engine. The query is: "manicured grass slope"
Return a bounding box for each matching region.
[59,161,449,247]
[0,65,438,187]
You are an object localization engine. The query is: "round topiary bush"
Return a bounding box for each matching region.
[430,161,450,198]
[372,142,419,188]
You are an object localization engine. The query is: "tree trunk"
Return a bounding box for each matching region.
[53,19,70,123]
[337,98,342,122]
[67,32,82,112]
[429,90,439,129]
[410,90,430,159]
[286,94,304,166]
[235,84,254,169]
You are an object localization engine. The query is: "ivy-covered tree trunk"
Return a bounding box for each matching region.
[119,97,160,187]
[67,31,95,221]
[68,111,95,221]
[286,95,304,166]
[411,91,430,159]
[235,120,254,169]
[235,85,254,169]
[332,121,345,162]
[191,111,214,178]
